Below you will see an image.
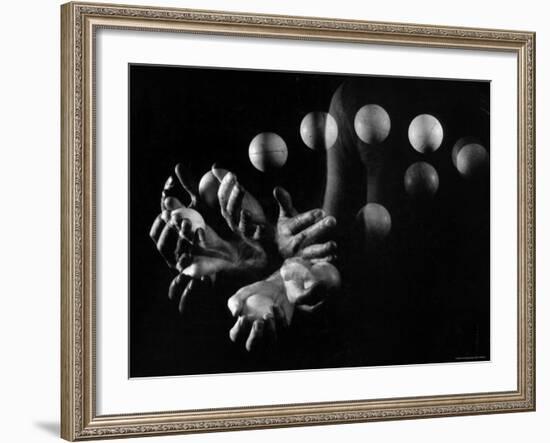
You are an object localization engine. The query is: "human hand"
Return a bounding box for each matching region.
[160,163,200,211]
[227,276,293,352]
[280,257,341,313]
[158,198,268,281]
[212,167,268,239]
[273,187,338,261]
[150,203,210,314]
[150,162,214,313]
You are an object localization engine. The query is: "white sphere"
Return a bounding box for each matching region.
[408,114,444,153]
[170,207,206,232]
[299,111,338,150]
[456,143,489,179]
[248,132,288,172]
[452,136,480,167]
[404,162,439,198]
[357,203,392,239]
[198,168,228,208]
[354,104,391,144]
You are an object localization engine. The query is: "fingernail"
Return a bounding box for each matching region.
[163,176,175,190]
[313,209,325,219]
[228,299,240,316]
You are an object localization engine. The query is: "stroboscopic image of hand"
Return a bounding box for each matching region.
[226,257,341,352]
[149,163,207,313]
[150,163,273,313]
[273,187,337,261]
[226,276,293,352]
[211,166,268,240]
[150,163,342,351]
[167,200,269,281]
[280,257,341,312]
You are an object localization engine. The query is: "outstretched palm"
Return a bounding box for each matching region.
[273,187,338,261]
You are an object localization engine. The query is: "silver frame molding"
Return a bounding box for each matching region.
[61,2,536,440]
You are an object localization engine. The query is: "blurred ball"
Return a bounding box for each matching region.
[404,161,439,198]
[408,114,444,153]
[354,104,391,144]
[357,203,392,240]
[452,136,480,167]
[300,111,338,150]
[198,168,228,208]
[248,132,288,172]
[171,207,206,232]
[456,143,489,179]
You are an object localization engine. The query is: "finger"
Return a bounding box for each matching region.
[296,302,324,313]
[286,208,325,235]
[181,258,224,278]
[175,235,188,261]
[194,227,207,250]
[238,210,255,238]
[226,184,245,227]
[217,173,237,216]
[227,287,252,317]
[311,262,342,291]
[157,223,179,263]
[299,241,337,260]
[229,316,251,343]
[311,255,337,264]
[245,320,265,352]
[149,215,166,241]
[161,176,176,210]
[294,282,325,308]
[252,224,263,242]
[178,279,197,314]
[164,196,184,211]
[175,163,198,207]
[273,303,289,329]
[262,313,277,345]
[160,209,171,223]
[180,218,193,243]
[170,211,185,228]
[273,186,298,218]
[168,273,188,301]
[211,164,229,183]
[294,216,337,248]
[175,252,193,273]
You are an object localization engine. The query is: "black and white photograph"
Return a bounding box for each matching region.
[130,64,490,378]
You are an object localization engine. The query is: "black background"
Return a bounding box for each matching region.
[129,64,490,377]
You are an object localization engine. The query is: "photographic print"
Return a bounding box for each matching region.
[130,64,490,378]
[62,4,535,439]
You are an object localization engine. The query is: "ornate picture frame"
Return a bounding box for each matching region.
[61,2,535,440]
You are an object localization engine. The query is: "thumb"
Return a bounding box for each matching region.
[211,163,229,183]
[273,186,297,218]
[164,196,184,211]
[175,163,198,207]
[227,290,249,317]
